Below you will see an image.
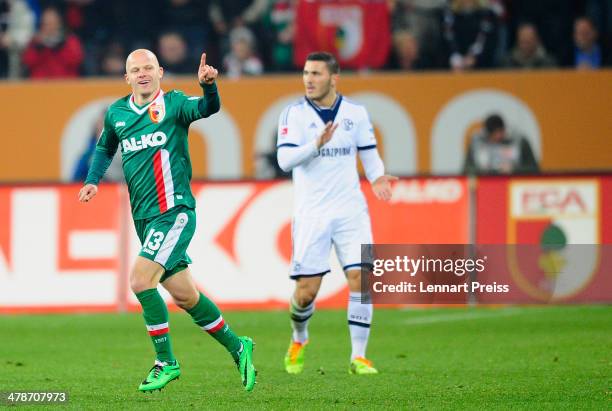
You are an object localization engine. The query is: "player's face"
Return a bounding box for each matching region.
[303,61,336,101]
[489,129,505,142]
[125,51,164,97]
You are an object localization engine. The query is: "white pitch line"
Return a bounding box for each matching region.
[403,308,522,325]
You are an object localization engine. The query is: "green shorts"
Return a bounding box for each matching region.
[134,206,196,282]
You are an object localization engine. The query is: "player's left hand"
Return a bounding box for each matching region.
[198,53,218,85]
[371,175,398,202]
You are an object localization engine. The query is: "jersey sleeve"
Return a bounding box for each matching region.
[174,83,220,125]
[84,110,119,185]
[96,110,119,154]
[355,106,378,151]
[355,106,384,182]
[276,104,319,172]
[276,104,303,148]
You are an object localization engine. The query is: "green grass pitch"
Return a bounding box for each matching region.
[1,305,610,410]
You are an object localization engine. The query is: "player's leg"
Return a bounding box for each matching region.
[163,267,242,356]
[285,216,331,374]
[130,256,181,391]
[157,209,256,391]
[132,208,195,391]
[291,275,323,343]
[161,269,253,372]
[333,210,378,375]
[285,275,323,374]
[345,268,376,374]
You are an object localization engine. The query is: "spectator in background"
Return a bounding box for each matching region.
[22,6,83,78]
[505,0,574,66]
[442,0,500,72]
[585,0,612,60]
[98,40,125,76]
[157,31,195,75]
[573,17,602,69]
[0,0,35,78]
[209,0,268,62]
[262,0,295,72]
[160,0,211,61]
[502,23,556,69]
[223,26,263,78]
[387,30,428,70]
[389,0,446,68]
[62,1,164,75]
[463,113,539,175]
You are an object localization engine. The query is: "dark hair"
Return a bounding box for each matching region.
[484,114,505,134]
[306,51,340,74]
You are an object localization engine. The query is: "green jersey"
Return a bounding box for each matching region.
[85,84,219,220]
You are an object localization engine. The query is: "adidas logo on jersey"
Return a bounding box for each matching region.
[121,131,167,153]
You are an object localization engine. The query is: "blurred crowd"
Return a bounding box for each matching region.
[1,0,610,80]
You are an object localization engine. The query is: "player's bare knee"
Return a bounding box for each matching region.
[130,268,157,293]
[130,257,164,293]
[130,275,153,294]
[346,269,361,282]
[294,276,322,306]
[346,269,363,292]
[294,292,316,307]
[294,285,318,307]
[130,277,155,294]
[172,290,199,311]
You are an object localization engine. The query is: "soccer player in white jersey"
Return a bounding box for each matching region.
[277,51,396,375]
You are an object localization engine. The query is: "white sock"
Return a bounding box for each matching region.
[348,291,373,360]
[290,297,314,343]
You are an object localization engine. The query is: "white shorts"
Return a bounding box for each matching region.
[289,210,373,279]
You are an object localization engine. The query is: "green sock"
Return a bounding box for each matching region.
[135,288,176,364]
[186,292,242,362]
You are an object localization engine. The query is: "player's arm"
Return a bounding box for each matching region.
[360,149,396,202]
[176,53,220,124]
[356,108,396,201]
[277,122,336,172]
[78,113,119,203]
[197,52,220,118]
[276,102,337,172]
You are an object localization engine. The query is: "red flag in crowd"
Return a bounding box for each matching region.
[294,0,391,70]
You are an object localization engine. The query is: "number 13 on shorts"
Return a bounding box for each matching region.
[142,229,165,255]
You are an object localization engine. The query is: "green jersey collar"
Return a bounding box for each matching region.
[129,89,164,115]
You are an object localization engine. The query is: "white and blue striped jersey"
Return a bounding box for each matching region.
[276,95,384,218]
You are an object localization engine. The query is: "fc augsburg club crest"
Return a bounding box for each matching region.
[506,180,600,302]
[149,102,165,123]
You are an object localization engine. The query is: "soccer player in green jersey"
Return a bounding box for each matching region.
[78,49,256,393]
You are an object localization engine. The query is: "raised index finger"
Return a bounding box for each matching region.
[200,53,207,67]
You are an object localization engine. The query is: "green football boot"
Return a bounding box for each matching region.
[349,357,379,375]
[138,360,181,392]
[284,340,307,374]
[236,337,256,392]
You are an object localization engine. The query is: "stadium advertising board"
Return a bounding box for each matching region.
[0,178,469,313]
[476,176,612,303]
[0,70,610,182]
